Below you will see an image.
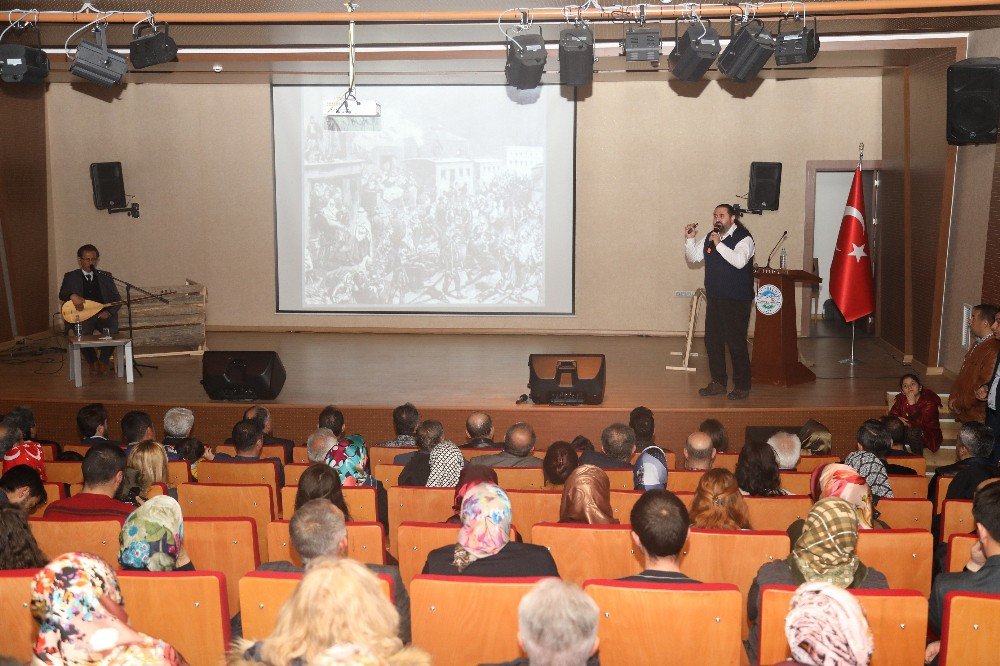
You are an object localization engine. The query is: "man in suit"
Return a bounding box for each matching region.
[224,405,295,462]
[76,403,122,448]
[215,418,285,487]
[59,244,122,373]
[470,422,543,468]
[928,422,997,508]
[974,309,1000,467]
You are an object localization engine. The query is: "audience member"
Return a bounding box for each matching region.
[797,419,834,456]
[570,435,595,456]
[174,437,212,481]
[699,418,730,453]
[398,420,440,486]
[982,308,1000,467]
[119,495,193,571]
[320,424,387,524]
[464,411,497,449]
[377,402,420,448]
[215,419,285,487]
[162,407,204,454]
[633,444,668,491]
[929,422,997,506]
[0,464,47,513]
[559,465,618,525]
[684,431,716,470]
[845,421,896,499]
[542,441,579,489]
[767,431,802,471]
[446,465,498,524]
[77,402,121,447]
[471,422,543,468]
[779,582,873,666]
[689,468,752,530]
[888,373,943,453]
[949,303,999,423]
[736,441,789,496]
[32,552,186,664]
[426,438,465,488]
[126,440,173,499]
[503,579,600,666]
[306,427,338,463]
[816,464,879,530]
[620,489,700,584]
[0,505,47,569]
[580,423,635,470]
[880,414,925,457]
[423,483,558,576]
[317,405,367,468]
[745,497,888,664]
[1,411,46,478]
[43,445,134,520]
[294,464,352,520]
[630,406,657,450]
[121,410,155,446]
[242,405,295,462]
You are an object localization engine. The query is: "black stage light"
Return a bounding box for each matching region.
[559,25,594,86]
[775,17,820,66]
[0,25,49,84]
[506,29,546,90]
[70,24,127,87]
[129,21,178,70]
[668,21,720,82]
[623,26,660,62]
[717,19,775,82]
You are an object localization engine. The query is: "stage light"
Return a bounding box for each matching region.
[775,17,820,66]
[668,21,720,82]
[0,22,49,84]
[623,25,661,62]
[69,24,127,87]
[559,24,594,86]
[129,19,178,70]
[506,29,546,89]
[717,19,775,82]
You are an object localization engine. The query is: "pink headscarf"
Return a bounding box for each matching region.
[818,464,875,529]
[785,582,874,666]
[452,483,511,572]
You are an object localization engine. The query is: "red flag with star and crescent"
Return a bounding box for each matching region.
[829,167,875,323]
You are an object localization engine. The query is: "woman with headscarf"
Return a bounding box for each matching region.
[843,450,894,500]
[775,582,874,666]
[425,441,465,488]
[422,483,558,577]
[744,497,888,665]
[689,468,752,530]
[31,552,187,665]
[445,464,498,524]
[119,495,194,571]
[559,464,619,525]
[325,433,389,529]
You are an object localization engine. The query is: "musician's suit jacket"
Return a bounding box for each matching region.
[59,269,122,331]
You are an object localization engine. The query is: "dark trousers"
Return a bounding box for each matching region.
[705,296,753,391]
[65,317,118,364]
[987,406,1000,468]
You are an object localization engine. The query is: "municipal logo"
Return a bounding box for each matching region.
[755,284,783,316]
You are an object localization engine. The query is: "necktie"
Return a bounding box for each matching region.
[86,274,93,283]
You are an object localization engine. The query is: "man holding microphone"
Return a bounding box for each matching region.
[684,204,756,400]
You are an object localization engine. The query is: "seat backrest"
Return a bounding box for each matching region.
[667,469,706,493]
[934,476,956,513]
[29,518,123,567]
[60,444,92,458]
[493,467,545,490]
[118,571,229,666]
[177,483,273,561]
[387,486,455,558]
[531,523,643,585]
[39,443,57,461]
[43,461,83,485]
[584,581,742,666]
[609,490,694,524]
[713,453,738,472]
[877,498,933,531]
[855,529,932,596]
[196,460,281,516]
[216,443,286,460]
[396,522,461,587]
[939,591,1000,666]
[889,474,928,499]
[283,463,310,487]
[166,460,191,486]
[291,447,309,463]
[629,449,678,470]
[795,455,839,473]
[506,490,562,542]
[940,500,974,543]
[758,585,928,666]
[279,485,378,522]
[373,463,403,488]
[0,569,40,662]
[946,534,978,573]
[745,496,812,531]
[370,446,417,466]
[410,575,544,666]
[778,472,812,495]
[36,483,66,517]
[267,520,386,567]
[184,517,259,617]
[604,469,634,491]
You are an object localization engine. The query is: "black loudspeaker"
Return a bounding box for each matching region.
[90,162,126,210]
[201,351,287,401]
[947,57,1000,145]
[528,354,606,405]
[505,31,547,90]
[559,26,594,86]
[748,161,782,211]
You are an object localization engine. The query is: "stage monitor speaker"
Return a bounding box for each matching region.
[947,57,1000,145]
[201,351,287,401]
[748,161,782,211]
[528,354,606,405]
[90,162,126,210]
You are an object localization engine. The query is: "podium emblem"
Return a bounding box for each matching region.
[755,283,783,316]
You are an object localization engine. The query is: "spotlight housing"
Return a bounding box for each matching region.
[559,25,594,86]
[69,24,127,87]
[506,29,546,90]
[668,21,720,82]
[129,21,178,70]
[0,24,49,84]
[623,26,661,62]
[717,19,775,82]
[774,17,820,66]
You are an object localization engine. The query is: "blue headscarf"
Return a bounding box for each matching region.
[633,446,668,490]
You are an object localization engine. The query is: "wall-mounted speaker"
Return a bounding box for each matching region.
[748,161,782,211]
[90,162,126,210]
[201,351,287,401]
[528,354,606,405]
[947,57,1000,146]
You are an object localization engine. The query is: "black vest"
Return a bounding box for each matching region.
[81,272,104,302]
[703,225,755,300]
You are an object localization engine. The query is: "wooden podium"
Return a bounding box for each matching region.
[751,268,822,387]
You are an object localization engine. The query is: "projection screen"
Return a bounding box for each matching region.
[272,84,576,314]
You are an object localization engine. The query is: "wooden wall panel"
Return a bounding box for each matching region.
[984,143,1000,306]
[878,68,907,353]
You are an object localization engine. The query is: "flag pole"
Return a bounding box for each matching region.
[839,142,865,367]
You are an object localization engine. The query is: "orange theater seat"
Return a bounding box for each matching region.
[506,490,562,542]
[945,534,978,573]
[891,474,929,500]
[531,523,643,585]
[215,443,286,461]
[184,517,259,617]
[196,460,281,516]
[387,486,455,558]
[933,476,956,513]
[667,470,706,493]
[373,463,404,488]
[856,529,933,596]
[267,520,386,567]
[795,455,839,473]
[778,472,811,495]
[60,444,92,458]
[36,483,66,517]
[43,461,83,485]
[38,443,58,461]
[165,460,191,487]
[493,467,546,491]
[940,500,974,543]
[609,490,694,524]
[939,592,1000,666]
[714,453,739,472]
[29,518,123,567]
[370,446,417,466]
[584,581,743,666]
[177,483,274,561]
[279,485,378,522]
[283,463,310,486]
[0,569,41,662]
[877,498,933,531]
[745,495,812,531]
[396,522,462,588]
[291,447,309,463]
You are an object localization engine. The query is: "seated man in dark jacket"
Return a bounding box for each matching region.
[470,422,543,468]
[215,418,285,487]
[929,422,997,507]
[580,423,635,470]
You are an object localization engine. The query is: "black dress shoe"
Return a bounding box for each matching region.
[698,381,727,397]
[727,388,750,400]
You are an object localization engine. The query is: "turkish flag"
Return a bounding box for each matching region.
[829,167,875,323]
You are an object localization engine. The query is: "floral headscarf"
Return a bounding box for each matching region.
[31,552,183,665]
[426,443,465,488]
[790,497,864,589]
[560,464,618,525]
[324,434,370,486]
[119,495,188,571]
[785,582,874,666]
[844,451,894,500]
[453,483,512,572]
[818,464,875,529]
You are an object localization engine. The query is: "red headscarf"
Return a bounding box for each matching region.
[452,464,499,515]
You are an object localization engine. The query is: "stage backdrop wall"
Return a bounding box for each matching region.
[46,77,881,335]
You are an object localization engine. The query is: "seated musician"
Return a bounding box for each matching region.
[59,244,122,373]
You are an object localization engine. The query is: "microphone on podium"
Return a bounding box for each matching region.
[766,231,789,268]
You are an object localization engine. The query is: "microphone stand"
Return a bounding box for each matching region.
[765,231,789,269]
[103,272,169,376]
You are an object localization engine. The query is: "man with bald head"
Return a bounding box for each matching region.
[471,422,543,468]
[224,404,294,462]
[683,431,716,470]
[464,411,497,449]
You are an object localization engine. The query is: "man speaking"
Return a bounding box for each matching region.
[59,244,122,374]
[684,204,756,400]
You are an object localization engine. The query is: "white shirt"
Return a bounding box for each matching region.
[684,224,756,269]
[82,271,94,280]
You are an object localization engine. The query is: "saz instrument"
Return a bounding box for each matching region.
[61,291,175,324]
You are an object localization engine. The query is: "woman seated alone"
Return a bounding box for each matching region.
[559,464,619,525]
[119,495,194,571]
[423,483,558,577]
[744,497,888,664]
[543,441,579,490]
[777,582,874,666]
[736,441,790,496]
[294,463,352,520]
[688,468,752,530]
[0,505,48,570]
[888,372,943,453]
[33,552,188,664]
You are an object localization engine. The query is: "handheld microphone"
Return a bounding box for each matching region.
[766,230,789,268]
